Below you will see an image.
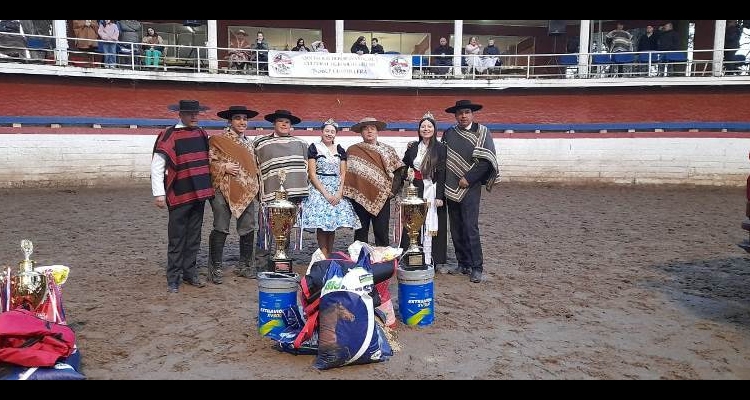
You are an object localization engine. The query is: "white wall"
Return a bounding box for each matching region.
[0,134,747,188]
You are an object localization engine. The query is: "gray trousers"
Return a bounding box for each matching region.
[209,190,258,236]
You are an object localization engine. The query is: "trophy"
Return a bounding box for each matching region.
[400,168,430,270]
[11,239,48,310]
[266,170,299,274]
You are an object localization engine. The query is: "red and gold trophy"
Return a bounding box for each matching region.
[400,168,430,270]
[266,171,299,274]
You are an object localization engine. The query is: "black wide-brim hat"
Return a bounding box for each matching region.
[217,105,259,120]
[445,99,483,114]
[264,109,301,125]
[168,99,209,112]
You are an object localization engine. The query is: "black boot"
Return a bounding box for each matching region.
[237,232,258,279]
[208,230,227,284]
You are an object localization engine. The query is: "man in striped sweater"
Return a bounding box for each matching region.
[151,100,215,293]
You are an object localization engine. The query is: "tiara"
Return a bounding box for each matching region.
[422,111,435,120]
[322,118,339,129]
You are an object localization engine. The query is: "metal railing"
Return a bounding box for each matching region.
[1,31,748,80]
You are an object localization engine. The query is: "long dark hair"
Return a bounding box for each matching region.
[417,116,440,180]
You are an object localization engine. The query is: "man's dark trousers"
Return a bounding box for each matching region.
[167,200,206,285]
[447,183,483,272]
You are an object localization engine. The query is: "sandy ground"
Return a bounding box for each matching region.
[0,183,748,380]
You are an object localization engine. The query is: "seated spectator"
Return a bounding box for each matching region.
[142,27,164,68]
[250,31,269,72]
[311,40,329,52]
[637,24,659,76]
[464,36,485,74]
[291,38,310,52]
[228,29,252,73]
[351,36,369,55]
[371,38,384,54]
[724,20,746,74]
[432,36,454,76]
[482,38,502,72]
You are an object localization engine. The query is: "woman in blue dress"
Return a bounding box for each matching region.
[300,118,361,257]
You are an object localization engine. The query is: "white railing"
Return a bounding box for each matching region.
[0,31,748,80]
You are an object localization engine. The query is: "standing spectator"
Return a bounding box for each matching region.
[657,22,681,76]
[371,38,385,54]
[343,117,406,246]
[151,100,215,293]
[228,29,252,73]
[311,40,328,52]
[606,22,633,76]
[251,31,270,72]
[97,20,119,68]
[399,111,448,272]
[637,25,659,76]
[441,100,501,284]
[142,27,164,68]
[71,20,99,67]
[117,19,142,63]
[299,118,362,258]
[252,109,309,268]
[208,106,262,282]
[351,36,369,55]
[725,20,746,74]
[291,38,310,52]
[432,36,454,76]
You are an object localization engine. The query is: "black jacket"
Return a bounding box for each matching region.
[402,140,447,201]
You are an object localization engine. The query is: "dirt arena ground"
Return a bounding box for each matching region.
[0,183,748,380]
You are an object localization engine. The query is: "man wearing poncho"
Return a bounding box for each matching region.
[441,100,501,284]
[343,117,406,246]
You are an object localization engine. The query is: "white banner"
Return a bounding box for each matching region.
[268,51,413,80]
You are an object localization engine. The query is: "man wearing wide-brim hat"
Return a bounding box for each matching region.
[343,117,406,246]
[441,99,501,284]
[152,99,215,293]
[207,105,262,282]
[252,109,310,266]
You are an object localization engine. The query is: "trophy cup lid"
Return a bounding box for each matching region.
[19,239,35,272]
[269,170,295,208]
[401,168,425,205]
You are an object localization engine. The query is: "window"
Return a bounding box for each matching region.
[346,31,430,55]
[227,26,321,50]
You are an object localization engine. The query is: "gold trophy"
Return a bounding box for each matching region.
[11,239,48,310]
[266,170,299,274]
[400,168,430,270]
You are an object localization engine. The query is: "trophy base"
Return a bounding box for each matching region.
[268,257,294,274]
[400,251,428,271]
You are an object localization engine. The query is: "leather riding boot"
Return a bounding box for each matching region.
[237,232,258,279]
[208,230,227,284]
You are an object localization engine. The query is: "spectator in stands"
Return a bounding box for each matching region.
[482,38,502,73]
[71,20,100,67]
[432,36,454,76]
[351,36,369,55]
[371,38,385,54]
[228,29,252,73]
[291,38,310,52]
[117,20,141,62]
[97,20,119,68]
[464,36,484,74]
[152,99,214,293]
[637,24,659,76]
[142,27,164,68]
[606,22,633,77]
[724,20,746,74]
[657,22,681,76]
[251,31,269,72]
[311,40,328,52]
